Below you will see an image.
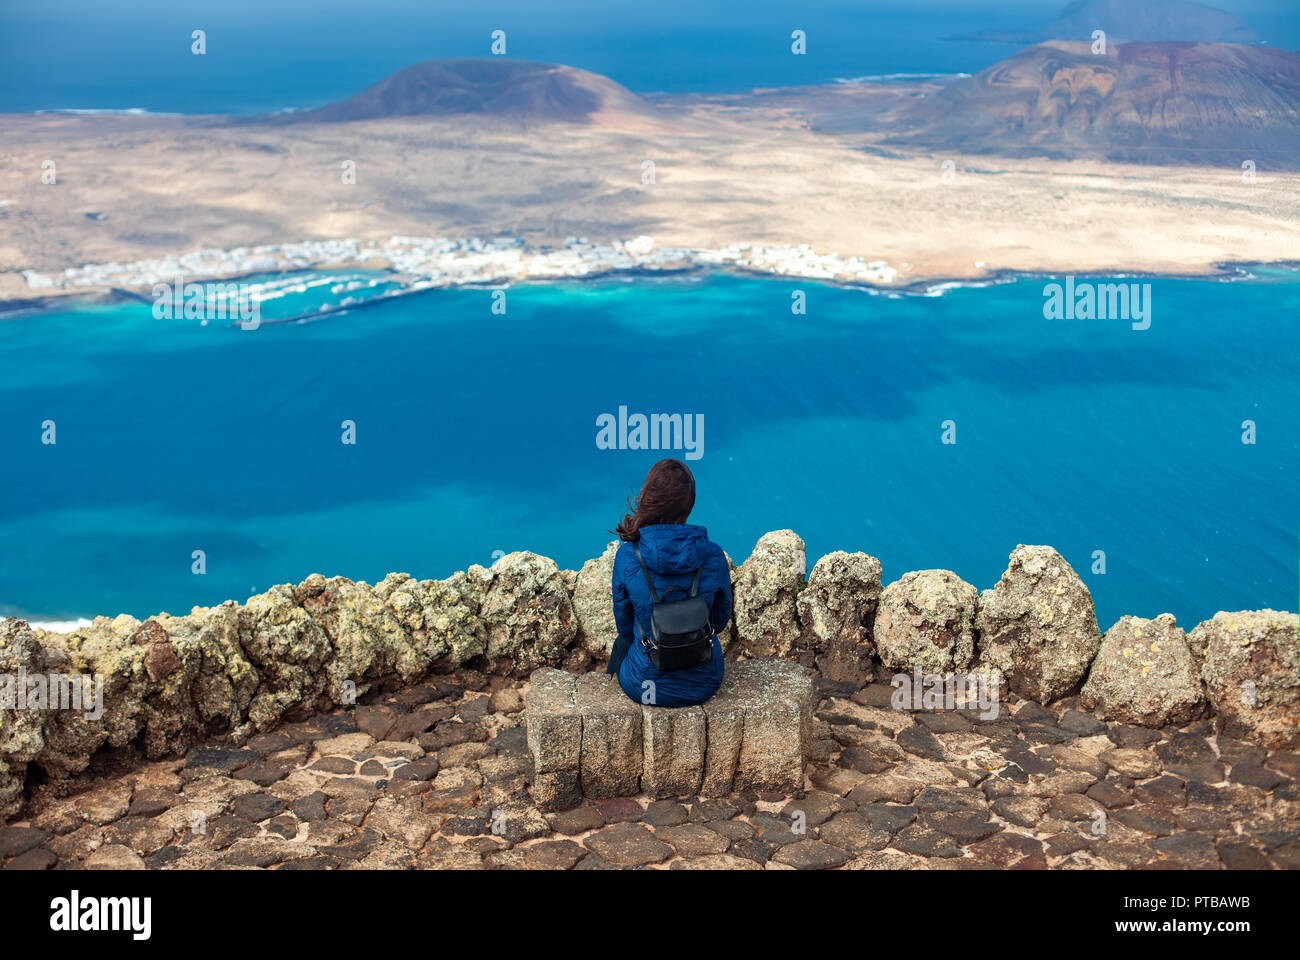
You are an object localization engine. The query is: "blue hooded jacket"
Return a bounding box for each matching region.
[607,523,731,708]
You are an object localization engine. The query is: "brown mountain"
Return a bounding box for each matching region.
[884,41,1300,167]
[287,58,650,123]
[948,0,1260,44]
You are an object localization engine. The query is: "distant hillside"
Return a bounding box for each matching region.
[885,41,1300,167]
[949,0,1260,44]
[286,59,650,123]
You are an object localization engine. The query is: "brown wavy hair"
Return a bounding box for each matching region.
[615,459,697,542]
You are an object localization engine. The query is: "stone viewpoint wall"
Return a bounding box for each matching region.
[1,533,1296,821]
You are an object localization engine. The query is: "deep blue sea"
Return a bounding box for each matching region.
[3,0,1297,114]
[2,269,1297,630]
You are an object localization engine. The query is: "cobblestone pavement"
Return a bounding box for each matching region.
[3,671,1298,870]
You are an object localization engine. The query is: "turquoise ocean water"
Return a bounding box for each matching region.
[2,269,1296,630]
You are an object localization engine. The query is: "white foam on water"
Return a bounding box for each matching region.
[33,107,177,116]
[832,72,970,83]
[22,617,92,633]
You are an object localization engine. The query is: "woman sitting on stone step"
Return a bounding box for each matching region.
[606,458,732,708]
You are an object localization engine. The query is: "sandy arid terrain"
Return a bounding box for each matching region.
[2,70,1298,303]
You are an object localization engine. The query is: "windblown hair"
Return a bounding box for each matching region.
[615,459,696,542]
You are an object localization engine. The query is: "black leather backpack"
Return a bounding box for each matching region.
[633,542,715,671]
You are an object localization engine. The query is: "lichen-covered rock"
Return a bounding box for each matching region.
[0,760,21,823]
[100,609,259,759]
[733,530,806,658]
[1191,610,1300,749]
[127,616,205,759]
[160,602,258,741]
[1080,614,1205,726]
[376,570,487,664]
[572,541,619,657]
[718,551,738,653]
[13,537,1295,828]
[0,619,49,818]
[296,575,428,701]
[975,545,1102,703]
[38,614,149,779]
[797,551,882,684]
[1185,617,1209,669]
[237,584,332,729]
[874,570,977,675]
[480,553,577,671]
[133,618,181,682]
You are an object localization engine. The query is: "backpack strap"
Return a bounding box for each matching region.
[632,542,660,602]
[634,542,705,600]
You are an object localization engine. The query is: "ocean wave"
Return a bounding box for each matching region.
[832,72,970,84]
[915,275,1018,297]
[33,107,178,116]
[20,617,92,633]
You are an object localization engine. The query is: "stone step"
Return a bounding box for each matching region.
[524,659,813,811]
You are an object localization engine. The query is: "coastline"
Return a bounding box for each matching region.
[7,99,1299,312]
[5,235,1298,316]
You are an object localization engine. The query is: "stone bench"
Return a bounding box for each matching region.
[524,659,813,811]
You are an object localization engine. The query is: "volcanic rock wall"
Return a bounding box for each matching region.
[1,533,1296,820]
